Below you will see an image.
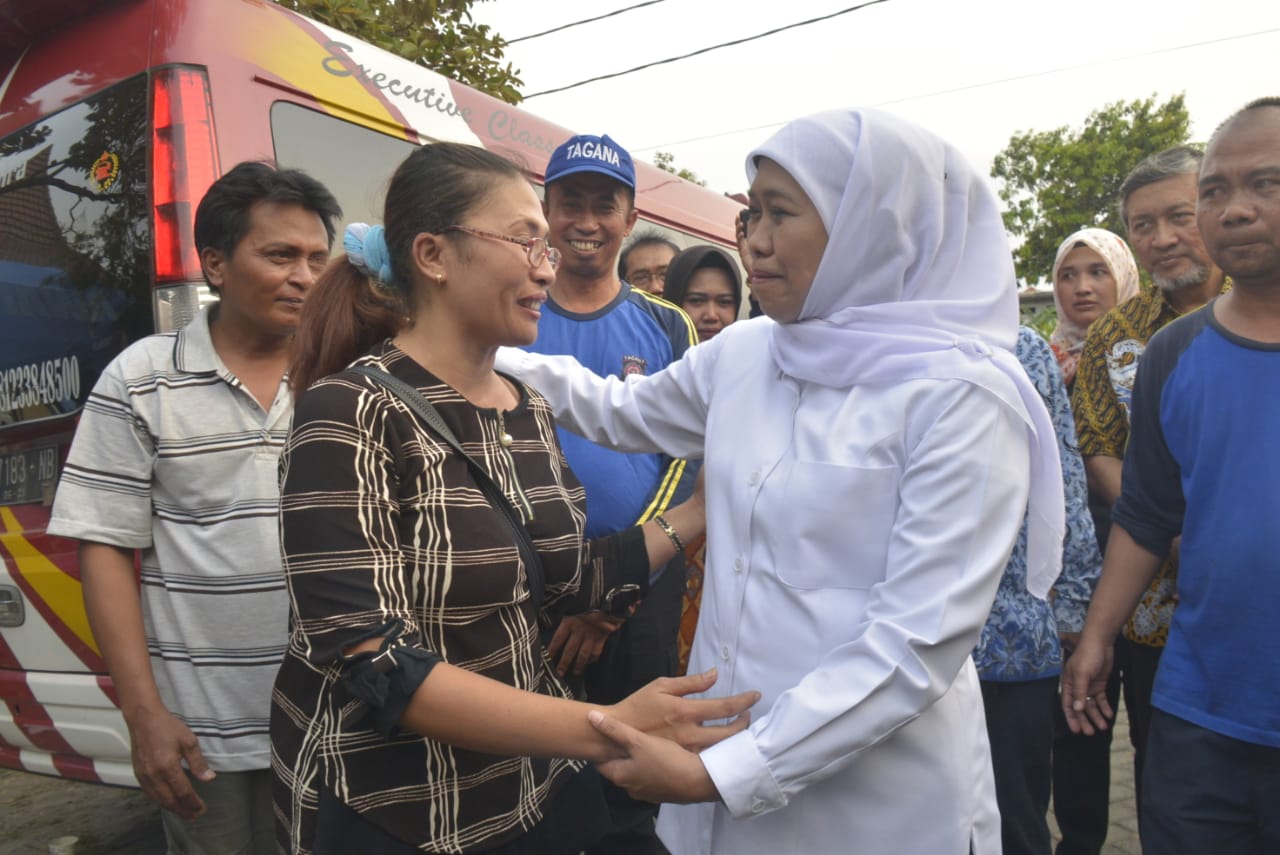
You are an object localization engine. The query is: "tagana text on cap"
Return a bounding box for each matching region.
[545,133,636,190]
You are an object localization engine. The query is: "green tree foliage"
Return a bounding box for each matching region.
[1024,305,1057,342]
[991,94,1191,285]
[277,0,523,104]
[654,151,707,187]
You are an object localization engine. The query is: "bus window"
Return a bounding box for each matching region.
[0,74,151,438]
[270,102,418,238]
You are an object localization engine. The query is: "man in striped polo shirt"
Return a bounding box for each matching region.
[48,162,340,854]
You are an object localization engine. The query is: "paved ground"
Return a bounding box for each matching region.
[0,768,162,854]
[1049,704,1142,855]
[2,709,1143,854]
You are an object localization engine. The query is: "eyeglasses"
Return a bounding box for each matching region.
[442,225,561,271]
[628,269,667,288]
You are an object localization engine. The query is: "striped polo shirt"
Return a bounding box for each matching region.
[47,305,290,771]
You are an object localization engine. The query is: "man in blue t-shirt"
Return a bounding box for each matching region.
[1063,97,1280,854]
[526,132,696,853]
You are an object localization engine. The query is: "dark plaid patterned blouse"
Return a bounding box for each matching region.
[271,343,646,854]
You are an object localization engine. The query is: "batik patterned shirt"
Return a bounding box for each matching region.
[974,328,1100,681]
[1071,282,1227,646]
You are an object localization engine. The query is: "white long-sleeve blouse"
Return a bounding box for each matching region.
[497,317,1031,855]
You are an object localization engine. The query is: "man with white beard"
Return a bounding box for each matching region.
[1059,144,1227,854]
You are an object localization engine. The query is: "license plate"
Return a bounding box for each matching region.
[0,445,59,506]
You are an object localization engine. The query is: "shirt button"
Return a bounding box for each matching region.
[751,799,766,813]
[720,645,731,662]
[733,557,744,573]
[748,471,760,486]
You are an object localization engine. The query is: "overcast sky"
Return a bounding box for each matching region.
[471,0,1279,197]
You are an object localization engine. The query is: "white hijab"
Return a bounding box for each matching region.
[746,108,1063,597]
[1049,227,1142,354]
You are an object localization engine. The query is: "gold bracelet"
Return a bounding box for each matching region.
[653,514,685,553]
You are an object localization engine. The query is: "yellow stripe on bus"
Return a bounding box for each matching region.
[0,507,99,656]
[238,13,414,140]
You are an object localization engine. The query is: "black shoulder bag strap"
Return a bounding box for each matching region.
[348,365,546,610]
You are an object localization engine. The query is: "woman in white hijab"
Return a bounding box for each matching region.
[1048,227,1141,387]
[497,108,1064,854]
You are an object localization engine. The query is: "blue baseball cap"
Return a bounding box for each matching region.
[545,133,635,190]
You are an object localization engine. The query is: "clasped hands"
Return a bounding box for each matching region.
[592,667,759,805]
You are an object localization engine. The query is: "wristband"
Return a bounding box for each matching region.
[652,514,686,554]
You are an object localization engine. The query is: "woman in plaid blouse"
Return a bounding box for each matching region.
[271,143,758,855]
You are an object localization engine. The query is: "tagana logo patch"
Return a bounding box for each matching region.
[563,140,622,167]
[90,152,120,191]
[621,356,647,376]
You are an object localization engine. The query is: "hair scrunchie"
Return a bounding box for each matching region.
[344,222,394,284]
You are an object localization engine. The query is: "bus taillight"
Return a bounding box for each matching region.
[151,66,220,286]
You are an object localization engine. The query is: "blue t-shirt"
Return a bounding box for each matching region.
[523,283,696,538]
[1112,301,1280,747]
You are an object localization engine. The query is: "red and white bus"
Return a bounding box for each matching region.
[0,0,739,785]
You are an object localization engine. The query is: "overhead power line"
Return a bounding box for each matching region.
[508,1,667,45]
[629,25,1280,153]
[523,0,892,100]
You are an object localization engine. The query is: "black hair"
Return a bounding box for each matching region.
[618,230,681,280]
[193,160,342,288]
[1207,96,1280,148]
[292,143,525,393]
[662,245,743,308]
[378,143,525,296]
[1221,96,1280,127]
